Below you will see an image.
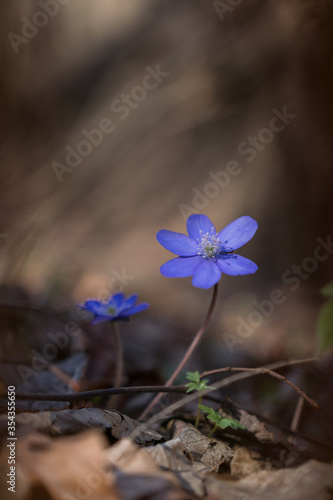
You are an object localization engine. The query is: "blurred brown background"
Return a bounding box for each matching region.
[1,0,333,361]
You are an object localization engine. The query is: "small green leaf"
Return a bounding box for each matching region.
[185,373,216,393]
[317,297,333,353]
[320,282,333,297]
[198,381,214,391]
[198,405,244,431]
[90,396,103,404]
[217,418,245,430]
[206,413,221,424]
[198,404,215,415]
[185,382,197,393]
[186,371,200,384]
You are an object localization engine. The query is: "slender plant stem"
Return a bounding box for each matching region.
[109,322,123,408]
[208,424,218,438]
[140,283,219,419]
[195,394,203,428]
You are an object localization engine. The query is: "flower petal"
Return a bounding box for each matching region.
[108,293,124,307]
[123,294,138,309]
[120,303,149,317]
[192,259,222,289]
[218,216,258,250]
[156,230,198,256]
[118,294,138,314]
[187,214,216,241]
[160,256,203,277]
[80,300,105,315]
[216,254,258,275]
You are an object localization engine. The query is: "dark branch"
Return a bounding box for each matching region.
[13,385,188,403]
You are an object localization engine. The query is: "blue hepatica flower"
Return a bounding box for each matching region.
[157,214,258,289]
[79,293,149,324]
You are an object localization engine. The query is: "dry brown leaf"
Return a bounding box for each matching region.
[145,438,206,496]
[113,472,197,500]
[206,459,333,500]
[171,419,234,472]
[237,409,274,443]
[105,439,196,499]
[217,404,274,443]
[105,438,173,477]
[14,431,119,500]
[0,408,162,444]
[230,446,270,478]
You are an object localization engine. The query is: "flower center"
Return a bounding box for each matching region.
[107,306,117,315]
[197,229,221,258]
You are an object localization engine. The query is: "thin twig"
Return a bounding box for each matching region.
[47,363,81,393]
[131,359,319,440]
[109,322,123,409]
[0,303,73,323]
[140,283,219,419]
[200,355,319,378]
[200,361,319,409]
[13,385,188,403]
[0,303,92,336]
[0,357,34,365]
[289,396,305,444]
[12,357,319,414]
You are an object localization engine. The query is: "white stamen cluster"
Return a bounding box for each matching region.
[197,228,221,258]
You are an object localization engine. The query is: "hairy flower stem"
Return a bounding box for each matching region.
[109,322,123,409]
[208,424,218,438]
[140,283,219,419]
[195,394,203,428]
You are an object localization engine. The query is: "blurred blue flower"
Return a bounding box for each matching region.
[157,214,258,289]
[79,293,149,324]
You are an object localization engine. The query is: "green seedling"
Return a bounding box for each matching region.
[198,404,245,438]
[185,371,216,428]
